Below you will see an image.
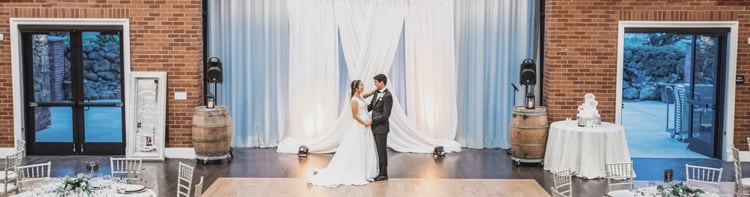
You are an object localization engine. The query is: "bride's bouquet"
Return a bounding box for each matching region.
[57,173,92,196]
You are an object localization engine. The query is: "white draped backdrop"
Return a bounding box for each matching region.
[207,0,537,152]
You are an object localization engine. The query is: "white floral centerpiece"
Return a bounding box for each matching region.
[643,182,705,197]
[57,173,92,196]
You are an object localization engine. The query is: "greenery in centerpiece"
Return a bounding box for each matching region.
[57,173,92,196]
[656,182,705,197]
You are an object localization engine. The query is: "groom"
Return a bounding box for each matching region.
[368,74,393,181]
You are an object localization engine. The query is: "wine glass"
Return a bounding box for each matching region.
[31,187,43,197]
[102,175,112,185]
[102,175,116,195]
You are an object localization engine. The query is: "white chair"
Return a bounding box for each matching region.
[0,151,22,196]
[550,169,571,197]
[15,139,25,163]
[15,162,51,193]
[15,139,24,156]
[550,186,566,197]
[177,162,194,197]
[110,157,142,184]
[685,163,723,193]
[1,151,22,182]
[194,176,204,197]
[605,162,635,196]
[734,147,750,196]
[15,139,24,152]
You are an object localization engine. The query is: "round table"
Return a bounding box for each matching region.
[543,120,632,179]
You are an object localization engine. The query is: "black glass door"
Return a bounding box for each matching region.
[686,34,726,158]
[22,28,125,155]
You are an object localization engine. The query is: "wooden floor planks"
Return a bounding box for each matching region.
[203,178,550,197]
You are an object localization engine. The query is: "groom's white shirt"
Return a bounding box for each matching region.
[376,88,387,101]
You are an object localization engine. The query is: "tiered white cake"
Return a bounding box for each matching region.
[577,93,602,127]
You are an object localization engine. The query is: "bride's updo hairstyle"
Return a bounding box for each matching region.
[350,80,362,98]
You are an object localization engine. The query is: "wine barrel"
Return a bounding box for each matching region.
[510,106,549,160]
[192,106,232,157]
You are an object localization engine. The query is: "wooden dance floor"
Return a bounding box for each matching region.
[203,178,550,197]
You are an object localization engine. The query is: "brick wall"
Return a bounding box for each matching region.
[0,0,203,147]
[544,0,750,150]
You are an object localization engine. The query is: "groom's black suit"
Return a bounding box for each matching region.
[368,89,393,178]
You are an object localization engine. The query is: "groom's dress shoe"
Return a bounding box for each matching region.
[374,175,388,181]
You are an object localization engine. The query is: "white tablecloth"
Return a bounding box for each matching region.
[543,120,632,179]
[11,179,156,197]
[608,186,721,197]
[13,190,155,197]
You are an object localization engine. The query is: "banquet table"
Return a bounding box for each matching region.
[543,120,632,179]
[11,178,156,197]
[607,185,721,197]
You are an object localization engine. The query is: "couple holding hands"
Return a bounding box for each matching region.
[308,74,393,187]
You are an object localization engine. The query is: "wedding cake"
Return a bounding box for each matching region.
[577,93,602,127]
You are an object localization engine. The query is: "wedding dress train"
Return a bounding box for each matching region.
[308,97,379,187]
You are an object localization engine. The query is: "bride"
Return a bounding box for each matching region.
[308,80,379,187]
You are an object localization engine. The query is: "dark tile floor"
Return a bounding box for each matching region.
[17,148,736,196]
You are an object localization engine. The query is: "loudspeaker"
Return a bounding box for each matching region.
[520,59,536,85]
[206,57,223,83]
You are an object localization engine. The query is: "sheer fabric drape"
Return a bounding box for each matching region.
[278,0,462,153]
[207,0,289,147]
[455,0,537,148]
[276,0,342,153]
[208,0,538,150]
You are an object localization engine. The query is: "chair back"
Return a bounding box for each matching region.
[15,139,24,152]
[733,147,749,196]
[606,162,634,192]
[15,139,24,161]
[16,162,51,191]
[15,139,25,163]
[194,176,204,197]
[2,151,23,195]
[551,169,571,197]
[110,157,142,183]
[4,151,23,173]
[177,162,194,197]
[685,164,723,193]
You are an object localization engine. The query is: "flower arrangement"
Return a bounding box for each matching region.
[656,182,705,197]
[57,173,92,196]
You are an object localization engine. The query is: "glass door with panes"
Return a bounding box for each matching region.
[686,33,726,158]
[22,28,125,155]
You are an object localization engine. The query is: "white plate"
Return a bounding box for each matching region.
[118,184,145,192]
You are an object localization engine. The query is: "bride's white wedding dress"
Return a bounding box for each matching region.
[308,96,379,187]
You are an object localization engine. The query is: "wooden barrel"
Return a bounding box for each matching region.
[192,106,232,157]
[510,106,549,160]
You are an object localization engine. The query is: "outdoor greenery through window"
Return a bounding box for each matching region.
[623,32,718,101]
[29,31,123,143]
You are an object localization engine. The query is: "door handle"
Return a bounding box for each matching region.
[74,101,92,111]
[28,102,38,107]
